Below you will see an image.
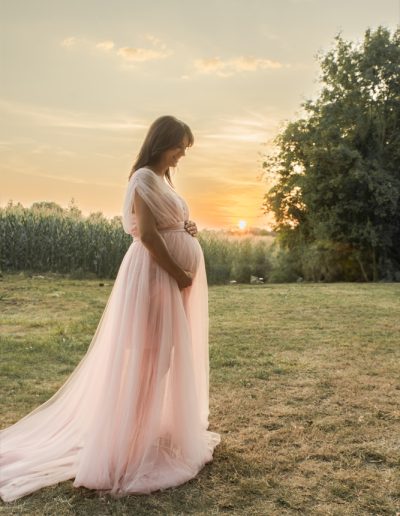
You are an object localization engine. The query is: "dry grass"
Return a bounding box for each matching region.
[0,272,399,515]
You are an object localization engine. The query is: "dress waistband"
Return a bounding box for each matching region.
[158,221,186,233]
[132,221,186,241]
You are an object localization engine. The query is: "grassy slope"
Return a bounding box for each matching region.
[0,273,399,515]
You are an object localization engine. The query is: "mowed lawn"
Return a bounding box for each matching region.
[0,273,399,515]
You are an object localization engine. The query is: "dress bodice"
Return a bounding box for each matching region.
[122,167,190,237]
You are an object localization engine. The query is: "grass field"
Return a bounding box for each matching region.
[0,273,399,515]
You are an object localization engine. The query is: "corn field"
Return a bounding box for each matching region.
[0,201,275,284]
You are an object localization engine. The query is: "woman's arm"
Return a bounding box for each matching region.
[133,190,192,289]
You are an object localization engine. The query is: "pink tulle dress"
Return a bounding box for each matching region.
[0,167,221,502]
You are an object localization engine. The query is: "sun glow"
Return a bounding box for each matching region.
[238,220,247,230]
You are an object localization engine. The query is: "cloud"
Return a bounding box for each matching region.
[95,40,115,51]
[62,34,172,64]
[3,166,122,188]
[231,56,283,71]
[61,37,77,48]
[115,33,172,63]
[194,55,284,77]
[188,172,261,188]
[116,46,171,62]
[31,144,76,157]
[144,34,168,51]
[196,112,282,144]
[0,98,147,132]
[202,131,267,143]
[61,35,285,74]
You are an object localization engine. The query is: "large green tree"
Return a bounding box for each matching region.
[262,26,400,281]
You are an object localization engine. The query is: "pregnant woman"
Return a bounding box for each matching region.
[0,115,221,502]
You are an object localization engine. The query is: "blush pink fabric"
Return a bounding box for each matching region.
[0,167,221,502]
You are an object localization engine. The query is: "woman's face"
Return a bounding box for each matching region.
[164,134,190,168]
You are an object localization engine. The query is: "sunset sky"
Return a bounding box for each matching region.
[1,0,398,230]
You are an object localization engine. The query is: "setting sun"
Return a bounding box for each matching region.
[238,220,247,230]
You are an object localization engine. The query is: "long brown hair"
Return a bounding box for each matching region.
[128,115,194,187]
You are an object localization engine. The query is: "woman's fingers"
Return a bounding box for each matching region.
[184,220,198,236]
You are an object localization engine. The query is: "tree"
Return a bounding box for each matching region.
[262,26,400,281]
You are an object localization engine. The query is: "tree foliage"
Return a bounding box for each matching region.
[262,26,400,281]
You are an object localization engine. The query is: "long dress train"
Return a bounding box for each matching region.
[0,167,221,502]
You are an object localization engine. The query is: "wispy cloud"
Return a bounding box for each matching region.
[62,34,172,64]
[0,137,37,148]
[61,34,286,75]
[194,55,285,77]
[144,34,169,51]
[202,130,267,143]
[61,36,77,48]
[188,172,261,188]
[116,46,171,62]
[95,40,115,51]
[197,112,282,144]
[2,165,122,189]
[31,144,76,157]
[0,99,147,131]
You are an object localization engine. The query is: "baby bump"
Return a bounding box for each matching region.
[161,230,203,275]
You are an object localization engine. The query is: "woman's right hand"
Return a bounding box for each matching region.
[176,270,193,290]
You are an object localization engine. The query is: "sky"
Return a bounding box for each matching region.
[1,0,398,230]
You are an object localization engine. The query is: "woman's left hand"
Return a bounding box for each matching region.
[184,219,198,237]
